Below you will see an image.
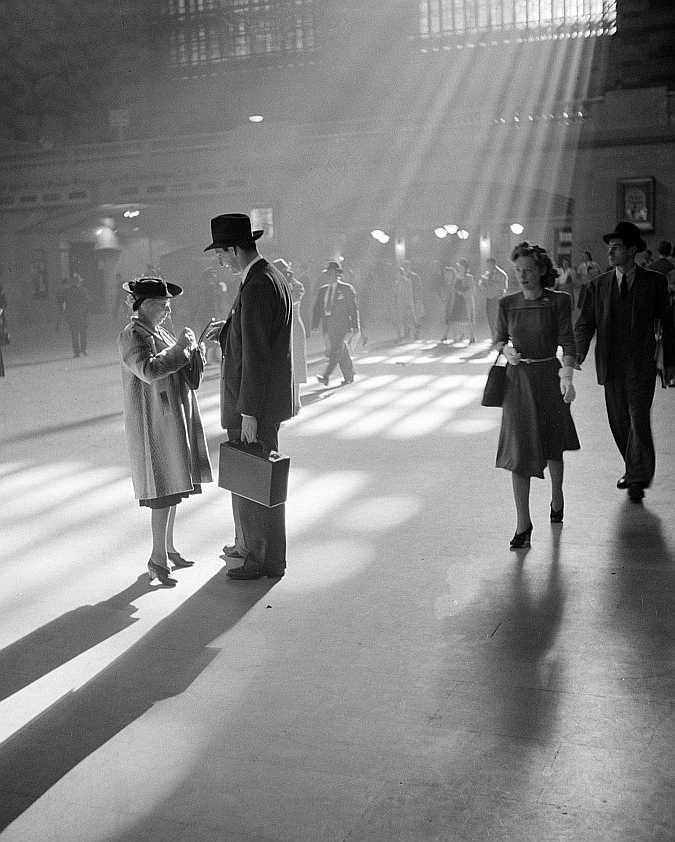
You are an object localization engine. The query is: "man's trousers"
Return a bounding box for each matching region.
[604,359,657,487]
[227,422,286,572]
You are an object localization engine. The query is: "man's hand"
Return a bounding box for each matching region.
[241,414,258,444]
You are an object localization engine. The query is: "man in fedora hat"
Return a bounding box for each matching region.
[311,260,359,386]
[204,213,294,578]
[575,221,675,502]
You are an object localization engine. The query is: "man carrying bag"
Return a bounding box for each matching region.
[205,213,294,579]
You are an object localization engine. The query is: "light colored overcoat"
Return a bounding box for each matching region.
[118,319,213,501]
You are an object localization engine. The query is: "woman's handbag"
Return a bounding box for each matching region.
[481,352,506,407]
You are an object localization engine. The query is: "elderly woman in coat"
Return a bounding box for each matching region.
[118,277,212,587]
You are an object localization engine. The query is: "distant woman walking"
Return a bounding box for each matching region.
[118,277,212,586]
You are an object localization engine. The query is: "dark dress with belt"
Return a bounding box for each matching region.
[495,289,580,478]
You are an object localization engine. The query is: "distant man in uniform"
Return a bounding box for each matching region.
[312,260,359,386]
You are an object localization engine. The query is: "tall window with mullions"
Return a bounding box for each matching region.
[163,0,316,69]
[418,0,617,39]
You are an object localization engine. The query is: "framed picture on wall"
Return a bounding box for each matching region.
[617,177,655,232]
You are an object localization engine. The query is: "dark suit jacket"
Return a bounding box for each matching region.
[574,264,675,385]
[218,257,294,428]
[311,280,359,338]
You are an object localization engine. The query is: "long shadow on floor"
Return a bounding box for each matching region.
[0,577,153,702]
[607,501,675,690]
[437,527,565,743]
[0,570,275,830]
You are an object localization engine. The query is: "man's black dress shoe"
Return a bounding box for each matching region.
[227,563,285,580]
[628,483,644,502]
[222,544,245,558]
[617,476,629,489]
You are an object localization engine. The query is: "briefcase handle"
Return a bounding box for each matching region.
[226,439,273,458]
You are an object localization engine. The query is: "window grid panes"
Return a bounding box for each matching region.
[163,0,316,68]
[418,0,617,38]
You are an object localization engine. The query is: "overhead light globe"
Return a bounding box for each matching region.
[248,114,264,123]
[434,227,448,239]
[444,224,459,234]
[457,229,469,240]
[510,222,524,235]
[370,229,390,244]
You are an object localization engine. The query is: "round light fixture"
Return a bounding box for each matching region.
[248,114,264,123]
[457,229,469,240]
[370,229,390,244]
[510,222,524,235]
[444,224,459,234]
[434,227,448,239]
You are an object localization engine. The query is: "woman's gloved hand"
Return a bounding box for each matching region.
[177,326,197,352]
[502,345,521,366]
[559,366,576,403]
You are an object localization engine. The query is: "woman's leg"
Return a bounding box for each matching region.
[512,472,532,532]
[150,506,171,566]
[165,505,178,554]
[548,459,564,511]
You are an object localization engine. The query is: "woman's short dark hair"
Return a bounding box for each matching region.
[510,241,559,289]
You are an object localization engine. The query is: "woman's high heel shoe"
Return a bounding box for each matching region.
[550,503,564,523]
[510,523,533,550]
[147,560,177,587]
[167,551,195,568]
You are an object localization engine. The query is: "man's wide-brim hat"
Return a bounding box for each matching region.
[204,213,264,251]
[603,221,646,253]
[122,277,183,298]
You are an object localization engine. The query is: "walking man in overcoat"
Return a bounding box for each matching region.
[311,260,360,386]
[574,221,675,502]
[205,213,294,578]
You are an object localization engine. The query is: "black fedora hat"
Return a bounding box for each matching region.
[323,260,343,274]
[602,221,646,253]
[122,277,183,298]
[204,213,264,251]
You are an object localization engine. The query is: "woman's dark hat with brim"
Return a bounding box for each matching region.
[122,277,183,298]
[204,213,264,251]
[602,221,646,253]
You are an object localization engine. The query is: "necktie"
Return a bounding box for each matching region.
[620,274,628,299]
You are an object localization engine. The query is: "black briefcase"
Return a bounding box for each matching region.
[218,441,290,507]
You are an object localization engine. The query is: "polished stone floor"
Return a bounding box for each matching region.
[0,325,673,841]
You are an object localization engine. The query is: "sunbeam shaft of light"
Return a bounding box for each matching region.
[286,470,369,535]
[0,465,127,523]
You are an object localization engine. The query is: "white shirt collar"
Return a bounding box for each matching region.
[616,265,635,283]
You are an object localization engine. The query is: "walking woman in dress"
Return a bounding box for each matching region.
[118,277,213,586]
[494,243,580,549]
